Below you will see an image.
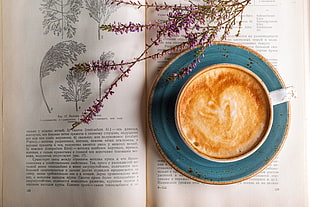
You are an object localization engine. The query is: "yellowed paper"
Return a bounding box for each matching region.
[2,0,146,206]
[146,0,308,206]
[0,0,3,206]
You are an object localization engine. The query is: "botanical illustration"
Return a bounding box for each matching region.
[40,40,86,113]
[70,0,251,129]
[40,0,83,39]
[84,0,118,40]
[97,51,115,98]
[59,70,92,111]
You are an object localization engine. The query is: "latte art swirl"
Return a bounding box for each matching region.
[176,65,271,160]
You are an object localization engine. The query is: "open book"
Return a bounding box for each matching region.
[1,0,309,206]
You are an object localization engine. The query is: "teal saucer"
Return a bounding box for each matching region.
[148,41,290,184]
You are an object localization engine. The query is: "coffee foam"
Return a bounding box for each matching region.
[177,65,271,159]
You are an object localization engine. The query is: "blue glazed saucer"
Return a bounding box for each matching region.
[148,41,290,185]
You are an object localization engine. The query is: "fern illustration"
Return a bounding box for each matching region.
[85,0,118,40]
[60,70,91,111]
[40,0,83,39]
[40,40,86,113]
[97,51,114,98]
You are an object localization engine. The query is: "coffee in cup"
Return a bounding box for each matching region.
[176,63,274,162]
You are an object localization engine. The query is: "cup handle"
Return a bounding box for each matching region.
[269,86,296,105]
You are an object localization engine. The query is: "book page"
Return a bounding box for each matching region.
[0,0,3,205]
[146,0,308,206]
[2,0,146,207]
[305,0,310,201]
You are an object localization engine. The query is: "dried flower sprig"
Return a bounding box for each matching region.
[70,0,250,129]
